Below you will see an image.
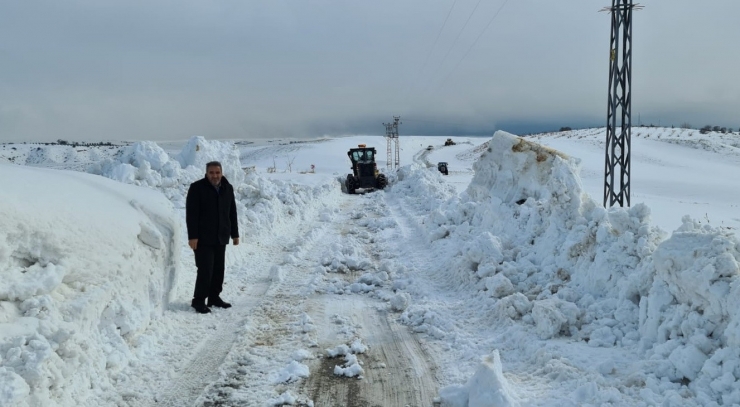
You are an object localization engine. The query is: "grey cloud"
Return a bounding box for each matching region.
[0,0,739,142]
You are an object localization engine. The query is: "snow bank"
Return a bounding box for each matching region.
[20,144,118,168]
[390,131,740,405]
[176,136,245,186]
[88,140,190,194]
[0,163,182,406]
[89,136,341,238]
[88,136,242,198]
[641,217,740,404]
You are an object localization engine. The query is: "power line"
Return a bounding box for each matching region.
[435,0,509,90]
[413,0,459,83]
[420,0,486,95]
[400,0,459,106]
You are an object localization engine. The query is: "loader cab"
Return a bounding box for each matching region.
[349,148,374,164]
[347,145,378,179]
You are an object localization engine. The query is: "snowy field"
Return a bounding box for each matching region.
[1,127,740,406]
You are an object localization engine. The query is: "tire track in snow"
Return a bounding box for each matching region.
[303,296,439,407]
[300,193,439,406]
[373,188,489,388]
[157,185,345,405]
[116,220,301,406]
[190,203,342,405]
[189,191,440,405]
[155,278,271,407]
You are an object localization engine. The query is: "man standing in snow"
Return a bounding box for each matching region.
[186,161,240,314]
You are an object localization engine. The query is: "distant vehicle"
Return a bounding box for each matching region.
[345,144,388,194]
[426,145,434,151]
[444,138,456,146]
[437,162,449,175]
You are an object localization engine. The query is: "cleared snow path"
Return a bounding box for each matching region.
[155,277,271,406]
[194,193,440,406]
[302,296,439,406]
[107,235,285,406]
[299,194,439,406]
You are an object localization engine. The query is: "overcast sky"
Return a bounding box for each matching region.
[1,1,738,142]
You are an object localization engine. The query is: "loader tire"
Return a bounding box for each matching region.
[376,174,388,189]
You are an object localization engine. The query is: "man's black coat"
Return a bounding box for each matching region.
[186,176,239,245]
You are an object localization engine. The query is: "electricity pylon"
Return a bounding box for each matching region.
[383,116,401,170]
[601,1,643,208]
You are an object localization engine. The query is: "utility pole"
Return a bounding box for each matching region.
[383,116,401,170]
[600,1,643,208]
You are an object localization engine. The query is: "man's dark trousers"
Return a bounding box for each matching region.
[193,244,226,303]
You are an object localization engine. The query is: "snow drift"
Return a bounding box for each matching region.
[391,131,740,406]
[0,163,182,406]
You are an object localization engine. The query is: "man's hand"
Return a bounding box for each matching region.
[188,239,198,250]
[233,237,240,246]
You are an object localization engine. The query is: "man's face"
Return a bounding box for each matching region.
[206,166,223,186]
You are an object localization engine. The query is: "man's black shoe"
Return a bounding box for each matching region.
[207,297,232,309]
[192,304,211,314]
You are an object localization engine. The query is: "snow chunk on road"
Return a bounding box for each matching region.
[390,292,411,312]
[326,339,367,357]
[439,350,519,407]
[291,349,315,362]
[327,340,367,378]
[272,360,310,384]
[349,338,368,354]
[266,391,298,406]
[333,353,364,378]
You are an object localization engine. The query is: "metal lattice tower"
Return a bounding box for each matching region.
[601,1,643,208]
[383,116,401,170]
[384,122,394,170]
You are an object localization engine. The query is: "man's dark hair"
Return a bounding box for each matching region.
[206,161,222,170]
